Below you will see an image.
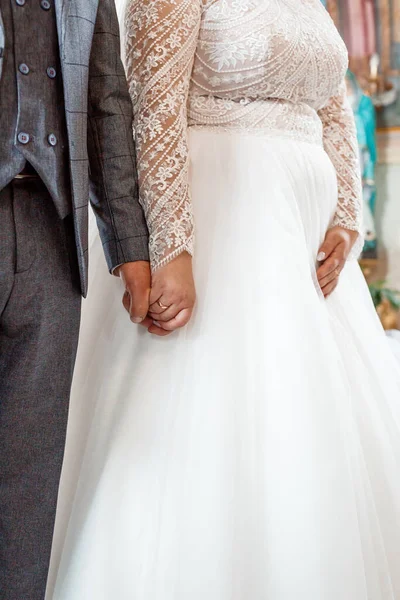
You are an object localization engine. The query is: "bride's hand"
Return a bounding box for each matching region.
[316,226,359,298]
[145,252,196,336]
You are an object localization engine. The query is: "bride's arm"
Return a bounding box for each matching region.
[318,81,364,258]
[124,0,202,273]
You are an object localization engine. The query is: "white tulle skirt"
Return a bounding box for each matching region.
[49,130,400,600]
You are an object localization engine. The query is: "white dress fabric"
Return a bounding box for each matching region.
[50,2,400,599]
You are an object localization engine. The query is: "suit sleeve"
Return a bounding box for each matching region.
[87,0,149,272]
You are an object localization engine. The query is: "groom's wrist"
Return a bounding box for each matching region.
[113,259,150,278]
[104,234,150,276]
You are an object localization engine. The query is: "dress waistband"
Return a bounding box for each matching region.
[188,97,324,146]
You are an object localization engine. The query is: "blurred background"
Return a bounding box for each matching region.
[322,0,400,328]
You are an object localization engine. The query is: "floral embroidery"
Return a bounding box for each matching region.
[124,0,363,270]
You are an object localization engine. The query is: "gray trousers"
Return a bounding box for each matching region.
[0,179,81,599]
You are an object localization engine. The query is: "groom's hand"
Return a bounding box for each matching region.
[116,261,151,324]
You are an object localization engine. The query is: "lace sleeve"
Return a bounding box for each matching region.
[318,81,364,258]
[124,0,202,271]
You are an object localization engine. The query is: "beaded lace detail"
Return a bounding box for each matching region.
[124,0,363,270]
[319,82,364,257]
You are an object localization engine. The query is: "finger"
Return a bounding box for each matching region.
[123,290,149,324]
[125,284,150,324]
[317,237,338,262]
[317,254,343,281]
[140,316,170,335]
[149,285,167,308]
[148,323,172,337]
[149,304,180,323]
[322,279,339,298]
[319,271,339,290]
[140,316,154,329]
[153,308,193,332]
[148,297,171,316]
[137,315,171,336]
[123,296,151,328]
[119,262,151,324]
[122,291,130,315]
[317,260,339,283]
[318,264,343,289]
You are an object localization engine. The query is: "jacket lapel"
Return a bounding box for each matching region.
[55,0,99,60]
[54,0,70,57]
[55,0,99,295]
[55,0,99,170]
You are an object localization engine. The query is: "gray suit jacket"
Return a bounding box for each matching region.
[0,0,149,297]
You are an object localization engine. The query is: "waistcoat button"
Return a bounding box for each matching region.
[47,67,57,79]
[40,0,51,10]
[19,63,30,75]
[16,0,26,6]
[18,132,30,145]
[48,133,57,146]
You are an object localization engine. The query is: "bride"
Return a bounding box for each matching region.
[50,1,400,598]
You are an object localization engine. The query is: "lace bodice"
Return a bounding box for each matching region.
[124,0,363,270]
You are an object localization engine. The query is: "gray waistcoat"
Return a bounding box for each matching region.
[0,0,71,218]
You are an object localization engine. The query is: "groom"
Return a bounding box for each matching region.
[0,1,151,598]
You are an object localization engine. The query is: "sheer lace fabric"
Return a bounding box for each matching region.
[318,82,364,253]
[125,0,201,270]
[124,0,363,270]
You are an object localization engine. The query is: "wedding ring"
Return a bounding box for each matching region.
[335,268,341,277]
[157,300,169,310]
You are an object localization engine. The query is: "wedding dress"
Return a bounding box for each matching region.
[50,1,400,598]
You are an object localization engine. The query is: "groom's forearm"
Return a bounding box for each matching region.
[87,0,149,272]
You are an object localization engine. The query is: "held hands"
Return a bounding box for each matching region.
[119,252,196,336]
[316,226,359,298]
[116,261,152,324]
[117,226,356,329]
[146,252,196,336]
